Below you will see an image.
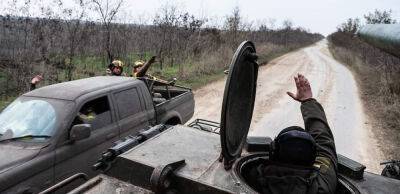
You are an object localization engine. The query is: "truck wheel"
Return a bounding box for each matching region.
[165,117,181,125]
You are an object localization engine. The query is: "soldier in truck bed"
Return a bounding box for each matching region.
[132,56,156,78]
[133,56,176,85]
[250,74,337,194]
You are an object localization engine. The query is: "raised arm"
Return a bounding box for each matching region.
[287,74,337,166]
[30,75,43,91]
[136,56,156,77]
[301,99,337,166]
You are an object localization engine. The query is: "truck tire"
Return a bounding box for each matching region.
[165,117,181,125]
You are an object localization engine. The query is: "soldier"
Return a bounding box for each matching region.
[132,56,175,85]
[251,74,337,194]
[106,60,126,76]
[132,56,156,78]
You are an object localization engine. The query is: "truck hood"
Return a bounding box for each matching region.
[0,144,44,174]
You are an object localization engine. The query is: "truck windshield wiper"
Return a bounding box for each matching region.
[0,135,51,142]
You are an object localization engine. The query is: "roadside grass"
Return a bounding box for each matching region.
[179,70,226,89]
[328,41,400,159]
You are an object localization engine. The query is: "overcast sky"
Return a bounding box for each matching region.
[1,0,399,35]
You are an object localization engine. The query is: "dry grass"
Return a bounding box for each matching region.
[328,37,400,160]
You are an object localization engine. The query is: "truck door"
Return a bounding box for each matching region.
[138,84,156,125]
[53,95,119,192]
[113,87,149,137]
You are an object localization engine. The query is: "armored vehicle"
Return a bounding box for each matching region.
[0,76,194,193]
[38,39,400,194]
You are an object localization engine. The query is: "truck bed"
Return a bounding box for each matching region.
[152,84,195,124]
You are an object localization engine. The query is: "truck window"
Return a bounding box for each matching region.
[114,88,142,119]
[74,96,112,130]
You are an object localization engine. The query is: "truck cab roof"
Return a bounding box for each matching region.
[24,76,141,101]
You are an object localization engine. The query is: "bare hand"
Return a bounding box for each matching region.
[287,74,313,102]
[31,75,43,85]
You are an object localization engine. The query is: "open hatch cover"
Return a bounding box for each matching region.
[220,41,259,169]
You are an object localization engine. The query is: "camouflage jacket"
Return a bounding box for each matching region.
[253,99,338,194]
[301,98,338,194]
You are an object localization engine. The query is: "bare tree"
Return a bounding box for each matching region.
[282,19,293,30]
[268,18,277,30]
[91,0,123,62]
[364,9,397,24]
[0,0,323,103]
[337,18,360,34]
[58,0,89,80]
[153,3,179,69]
[224,6,242,48]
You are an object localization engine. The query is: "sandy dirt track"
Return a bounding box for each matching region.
[190,40,383,173]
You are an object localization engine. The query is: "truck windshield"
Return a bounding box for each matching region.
[0,99,57,139]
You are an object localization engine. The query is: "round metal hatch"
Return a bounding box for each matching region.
[220,41,259,169]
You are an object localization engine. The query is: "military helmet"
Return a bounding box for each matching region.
[134,60,145,68]
[271,126,317,166]
[111,60,124,67]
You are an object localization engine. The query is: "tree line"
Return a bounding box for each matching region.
[0,0,323,102]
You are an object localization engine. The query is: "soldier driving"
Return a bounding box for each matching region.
[251,73,337,194]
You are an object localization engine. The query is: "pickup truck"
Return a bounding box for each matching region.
[0,76,194,194]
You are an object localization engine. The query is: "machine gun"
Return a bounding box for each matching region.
[93,124,168,171]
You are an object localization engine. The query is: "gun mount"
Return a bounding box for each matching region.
[92,124,168,171]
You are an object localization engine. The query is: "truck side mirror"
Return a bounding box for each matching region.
[70,124,91,141]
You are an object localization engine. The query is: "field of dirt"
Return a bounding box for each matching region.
[190,40,383,173]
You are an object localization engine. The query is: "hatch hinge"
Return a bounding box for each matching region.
[150,159,186,194]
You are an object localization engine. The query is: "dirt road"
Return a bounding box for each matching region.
[191,40,383,173]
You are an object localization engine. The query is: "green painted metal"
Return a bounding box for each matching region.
[358,24,400,57]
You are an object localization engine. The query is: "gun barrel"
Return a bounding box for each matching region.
[92,124,167,171]
[357,24,400,58]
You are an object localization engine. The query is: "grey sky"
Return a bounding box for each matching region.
[1,0,399,35]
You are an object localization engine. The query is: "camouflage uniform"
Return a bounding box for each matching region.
[253,99,337,194]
